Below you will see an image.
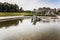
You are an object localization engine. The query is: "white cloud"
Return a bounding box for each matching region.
[0,0,60,10]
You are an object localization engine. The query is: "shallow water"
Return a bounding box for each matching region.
[0,18,60,40]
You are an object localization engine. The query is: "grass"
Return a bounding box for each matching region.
[0,12,33,16]
[0,12,56,17]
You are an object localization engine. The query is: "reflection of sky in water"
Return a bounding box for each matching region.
[0,19,60,40]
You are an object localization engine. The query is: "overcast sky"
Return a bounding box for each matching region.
[0,0,60,10]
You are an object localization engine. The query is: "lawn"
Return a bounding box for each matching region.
[0,12,56,17]
[0,12,33,16]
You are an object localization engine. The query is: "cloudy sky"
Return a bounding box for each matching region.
[0,0,60,10]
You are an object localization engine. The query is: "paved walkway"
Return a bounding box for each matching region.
[0,16,25,22]
[0,16,24,19]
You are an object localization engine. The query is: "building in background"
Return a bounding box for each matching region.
[33,7,57,15]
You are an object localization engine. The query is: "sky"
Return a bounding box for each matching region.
[0,0,60,10]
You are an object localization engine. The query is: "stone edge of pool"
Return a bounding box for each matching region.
[0,16,31,22]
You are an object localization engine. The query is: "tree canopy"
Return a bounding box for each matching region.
[0,2,20,12]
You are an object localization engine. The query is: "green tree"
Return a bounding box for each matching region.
[20,7,24,12]
[0,2,20,12]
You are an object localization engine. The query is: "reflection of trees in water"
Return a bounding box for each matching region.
[42,20,50,23]
[31,18,41,25]
[31,18,60,25]
[19,19,23,23]
[42,19,60,23]
[0,19,23,28]
[0,20,19,28]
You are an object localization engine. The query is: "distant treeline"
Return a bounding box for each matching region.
[0,2,24,12]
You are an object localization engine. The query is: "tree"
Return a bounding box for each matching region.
[0,2,20,12]
[57,10,60,15]
[20,7,24,12]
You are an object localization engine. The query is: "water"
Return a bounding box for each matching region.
[0,18,60,40]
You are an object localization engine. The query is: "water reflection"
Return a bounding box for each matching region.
[31,18,60,25]
[0,19,23,28]
[19,19,23,23]
[0,17,59,27]
[31,17,41,25]
[0,18,60,40]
